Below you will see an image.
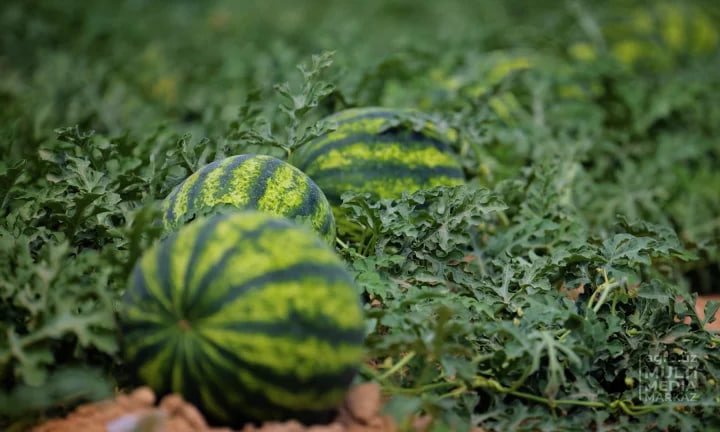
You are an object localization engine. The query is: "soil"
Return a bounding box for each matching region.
[31,383,395,432]
[697,294,720,331]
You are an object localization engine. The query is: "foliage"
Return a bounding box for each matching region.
[343,172,719,430]
[1,0,719,430]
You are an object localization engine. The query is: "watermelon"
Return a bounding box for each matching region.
[290,107,465,206]
[162,154,336,245]
[121,211,365,425]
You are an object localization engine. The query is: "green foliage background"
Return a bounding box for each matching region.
[1,0,719,430]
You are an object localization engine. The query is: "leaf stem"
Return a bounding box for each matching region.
[438,384,467,399]
[586,268,620,316]
[473,375,668,415]
[378,351,417,381]
[335,237,349,250]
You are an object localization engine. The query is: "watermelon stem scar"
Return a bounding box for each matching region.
[178,319,191,331]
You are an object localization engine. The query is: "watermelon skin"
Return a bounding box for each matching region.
[290,107,465,205]
[121,212,365,425]
[162,154,336,245]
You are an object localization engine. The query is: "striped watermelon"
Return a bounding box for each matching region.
[290,107,465,205]
[162,154,336,245]
[121,211,365,425]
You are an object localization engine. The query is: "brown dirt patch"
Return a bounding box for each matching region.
[31,383,395,432]
[697,295,720,331]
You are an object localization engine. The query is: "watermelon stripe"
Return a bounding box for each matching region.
[170,335,183,394]
[178,336,200,403]
[319,210,333,237]
[297,132,452,170]
[194,362,341,423]
[199,334,359,395]
[163,183,183,227]
[174,335,197,398]
[139,249,175,315]
[257,164,307,218]
[124,316,180,342]
[212,316,364,346]
[185,219,292,315]
[183,348,232,423]
[163,339,180,394]
[121,319,172,336]
[185,159,225,215]
[290,178,320,218]
[181,213,229,315]
[215,154,253,200]
[184,243,241,317]
[133,335,177,393]
[187,339,204,401]
[207,344,291,415]
[129,331,171,367]
[156,232,180,314]
[311,164,464,183]
[124,300,165,319]
[194,354,243,422]
[194,347,282,420]
[248,157,283,205]
[203,262,352,316]
[307,140,462,172]
[128,265,172,318]
[169,224,201,314]
[123,326,174,356]
[203,276,363,330]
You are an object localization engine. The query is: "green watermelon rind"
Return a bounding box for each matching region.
[121,211,365,425]
[162,154,336,246]
[290,107,465,206]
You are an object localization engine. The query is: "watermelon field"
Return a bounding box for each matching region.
[1,0,720,430]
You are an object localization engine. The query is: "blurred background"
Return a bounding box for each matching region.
[1,0,719,291]
[1,0,719,428]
